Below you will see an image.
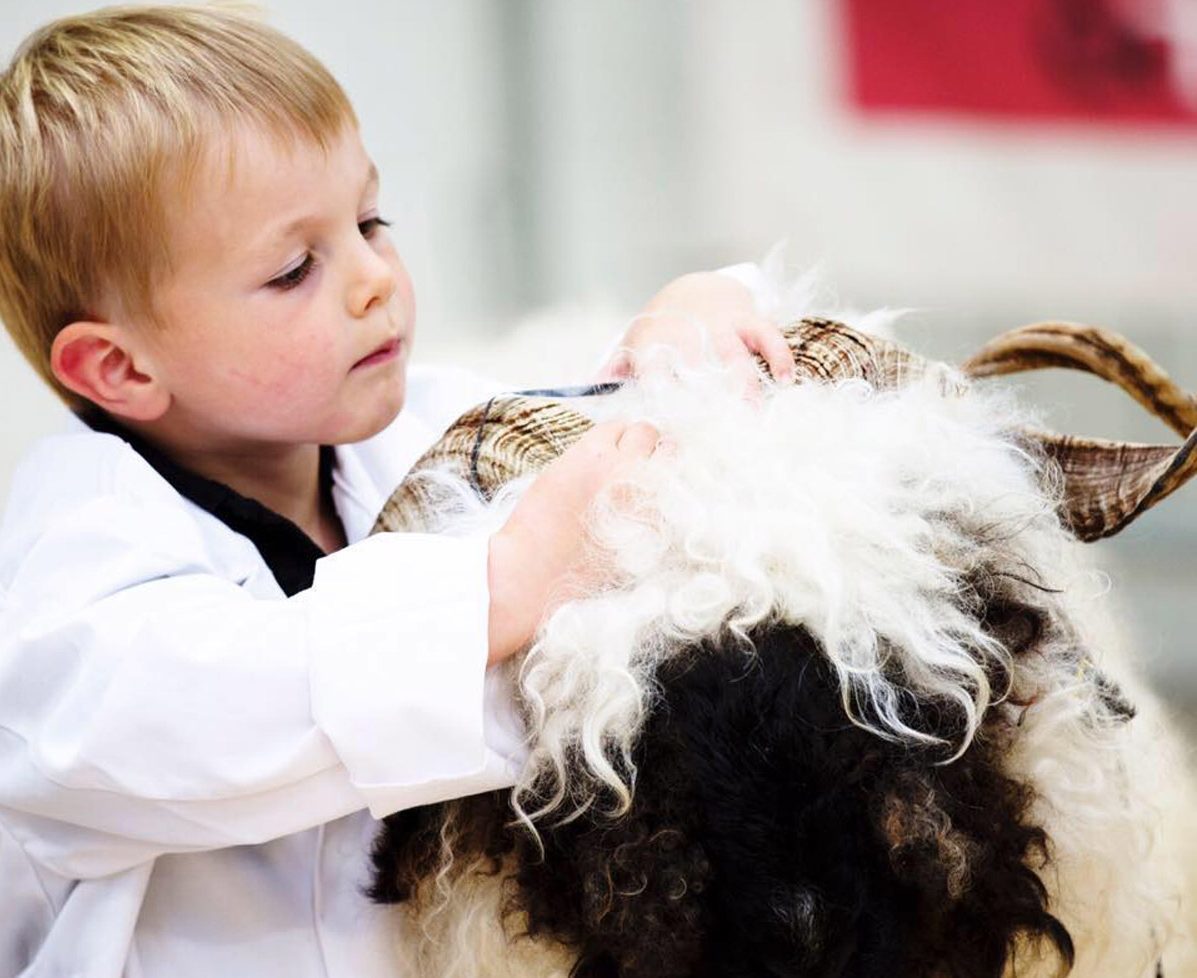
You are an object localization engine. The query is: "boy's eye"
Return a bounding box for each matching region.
[269,254,315,291]
[266,218,390,291]
[359,216,392,237]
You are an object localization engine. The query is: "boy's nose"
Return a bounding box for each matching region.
[348,245,398,317]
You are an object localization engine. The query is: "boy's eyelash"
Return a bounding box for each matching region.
[270,255,315,291]
[267,217,392,292]
[359,216,392,236]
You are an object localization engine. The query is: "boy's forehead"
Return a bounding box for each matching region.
[196,122,371,200]
[171,123,376,260]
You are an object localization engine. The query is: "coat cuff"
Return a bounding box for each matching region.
[307,533,524,817]
[715,261,778,318]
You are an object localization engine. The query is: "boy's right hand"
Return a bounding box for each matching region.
[486,420,660,666]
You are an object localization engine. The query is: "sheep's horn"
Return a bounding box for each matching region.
[374,396,594,533]
[963,321,1197,437]
[1031,433,1197,542]
[778,318,953,392]
[963,322,1197,541]
[375,318,940,533]
[376,317,1197,543]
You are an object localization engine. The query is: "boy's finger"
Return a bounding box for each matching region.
[739,320,795,383]
[715,336,765,402]
[561,421,627,469]
[575,419,649,455]
[594,419,640,445]
[594,350,633,382]
[616,421,661,457]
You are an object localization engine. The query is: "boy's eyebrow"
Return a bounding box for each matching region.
[255,162,381,255]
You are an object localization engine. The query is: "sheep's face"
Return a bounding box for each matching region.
[370,322,1194,978]
[376,621,1090,978]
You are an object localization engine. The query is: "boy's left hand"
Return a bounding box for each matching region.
[595,271,795,393]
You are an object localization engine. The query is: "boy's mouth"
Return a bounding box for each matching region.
[353,337,401,369]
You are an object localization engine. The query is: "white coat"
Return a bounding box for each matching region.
[0,364,528,978]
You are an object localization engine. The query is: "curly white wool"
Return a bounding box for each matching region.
[515,362,1066,820]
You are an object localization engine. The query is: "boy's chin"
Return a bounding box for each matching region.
[332,397,405,445]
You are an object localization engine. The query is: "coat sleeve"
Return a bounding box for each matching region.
[0,441,525,880]
[716,245,797,322]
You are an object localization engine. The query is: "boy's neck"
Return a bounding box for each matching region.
[166,442,348,554]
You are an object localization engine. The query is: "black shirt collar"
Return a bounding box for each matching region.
[79,410,335,597]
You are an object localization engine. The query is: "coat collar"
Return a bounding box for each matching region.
[77,410,336,597]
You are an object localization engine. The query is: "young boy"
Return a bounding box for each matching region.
[0,6,790,976]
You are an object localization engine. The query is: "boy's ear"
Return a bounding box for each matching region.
[51,321,170,422]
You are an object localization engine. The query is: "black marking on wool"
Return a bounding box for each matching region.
[370,622,1074,978]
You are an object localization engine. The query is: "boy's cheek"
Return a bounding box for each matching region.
[220,349,341,414]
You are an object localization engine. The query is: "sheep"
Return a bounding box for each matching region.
[368,318,1197,978]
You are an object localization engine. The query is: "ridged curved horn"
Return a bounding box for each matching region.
[374,396,594,533]
[964,321,1197,437]
[964,322,1197,541]
[1031,431,1197,542]
[779,318,954,392]
[376,317,1197,544]
[376,318,950,534]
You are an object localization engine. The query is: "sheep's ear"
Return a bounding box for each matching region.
[964,322,1197,541]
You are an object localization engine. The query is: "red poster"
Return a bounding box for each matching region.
[840,0,1197,126]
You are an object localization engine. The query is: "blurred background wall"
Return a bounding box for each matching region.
[2,0,1195,729]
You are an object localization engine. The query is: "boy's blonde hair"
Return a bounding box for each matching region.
[0,4,356,408]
